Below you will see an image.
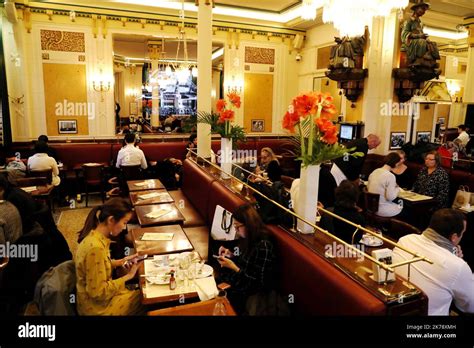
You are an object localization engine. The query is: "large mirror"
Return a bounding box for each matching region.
[113,34,224,134]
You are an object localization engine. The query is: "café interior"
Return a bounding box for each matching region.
[0,0,474,317]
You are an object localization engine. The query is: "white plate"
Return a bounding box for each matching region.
[360,234,383,247]
[146,267,172,285]
[195,264,214,279]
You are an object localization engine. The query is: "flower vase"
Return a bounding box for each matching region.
[220,137,233,179]
[295,164,321,234]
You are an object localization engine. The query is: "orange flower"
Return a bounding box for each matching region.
[293,93,318,117]
[321,126,338,145]
[282,111,299,133]
[218,109,234,124]
[315,117,334,133]
[227,92,241,108]
[216,99,226,113]
[319,93,337,118]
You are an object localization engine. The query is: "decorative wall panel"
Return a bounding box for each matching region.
[245,47,275,65]
[40,30,85,52]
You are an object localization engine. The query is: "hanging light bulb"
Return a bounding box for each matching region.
[191,66,198,77]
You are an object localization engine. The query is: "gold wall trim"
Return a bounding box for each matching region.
[40,29,85,52]
[245,47,275,65]
[23,3,304,39]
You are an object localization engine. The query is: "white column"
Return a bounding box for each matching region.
[196,1,212,159]
[150,58,160,128]
[361,12,399,154]
[463,27,474,103]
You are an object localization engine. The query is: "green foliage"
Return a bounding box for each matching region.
[288,117,364,167]
[197,111,246,148]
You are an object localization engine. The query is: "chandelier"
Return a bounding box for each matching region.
[172,0,197,84]
[302,0,409,37]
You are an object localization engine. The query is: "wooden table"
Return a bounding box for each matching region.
[147,297,237,316]
[128,179,165,192]
[129,189,174,206]
[135,203,185,227]
[398,192,436,230]
[131,224,193,256]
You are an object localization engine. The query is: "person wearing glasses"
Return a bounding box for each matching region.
[216,204,277,315]
[413,150,449,210]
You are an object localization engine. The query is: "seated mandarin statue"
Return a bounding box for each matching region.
[401,0,440,68]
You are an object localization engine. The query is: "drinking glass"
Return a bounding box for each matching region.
[213,290,227,316]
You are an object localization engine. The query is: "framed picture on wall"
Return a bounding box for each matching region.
[251,119,265,132]
[58,120,77,134]
[417,131,431,144]
[130,102,138,116]
[389,132,405,150]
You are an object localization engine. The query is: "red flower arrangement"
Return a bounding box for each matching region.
[282,91,360,167]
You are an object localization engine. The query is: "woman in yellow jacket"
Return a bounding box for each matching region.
[75,198,144,315]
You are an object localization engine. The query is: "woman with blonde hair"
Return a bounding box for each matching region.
[256,147,279,174]
[76,198,145,315]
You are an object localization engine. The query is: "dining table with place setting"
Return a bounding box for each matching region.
[139,251,219,305]
[129,189,174,206]
[135,203,185,227]
[127,179,166,192]
[130,224,193,256]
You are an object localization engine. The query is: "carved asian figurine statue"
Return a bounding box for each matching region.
[401,0,440,68]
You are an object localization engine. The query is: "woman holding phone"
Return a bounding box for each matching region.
[75,198,145,315]
[216,204,277,314]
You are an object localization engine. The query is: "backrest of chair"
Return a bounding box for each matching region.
[120,165,142,180]
[29,169,53,184]
[281,175,295,190]
[388,218,421,241]
[16,177,49,187]
[82,164,104,182]
[33,260,77,316]
[364,191,380,213]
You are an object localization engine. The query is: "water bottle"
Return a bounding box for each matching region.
[212,290,227,316]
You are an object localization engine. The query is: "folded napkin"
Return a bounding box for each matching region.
[141,232,174,241]
[138,192,163,200]
[145,208,171,219]
[194,276,218,301]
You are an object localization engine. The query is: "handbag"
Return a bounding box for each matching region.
[452,185,472,209]
[210,205,236,241]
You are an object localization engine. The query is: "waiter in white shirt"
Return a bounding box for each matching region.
[455,124,470,147]
[331,134,381,185]
[116,133,148,169]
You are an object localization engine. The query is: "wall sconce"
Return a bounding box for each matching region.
[92,71,111,102]
[227,85,242,94]
[226,75,243,95]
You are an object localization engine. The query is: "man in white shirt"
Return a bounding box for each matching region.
[455,124,470,147]
[27,141,61,186]
[393,209,474,315]
[116,133,148,169]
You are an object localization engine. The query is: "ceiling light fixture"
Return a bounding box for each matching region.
[301,0,408,36]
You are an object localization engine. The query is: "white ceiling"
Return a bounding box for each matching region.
[213,0,299,13]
